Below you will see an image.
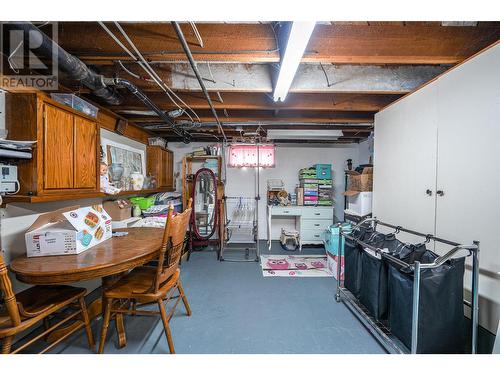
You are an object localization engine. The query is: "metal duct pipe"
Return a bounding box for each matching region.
[171,22,227,141]
[7,23,122,105]
[104,77,191,143]
[7,23,191,143]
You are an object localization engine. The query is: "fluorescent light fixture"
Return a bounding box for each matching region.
[273,21,316,102]
[267,129,343,141]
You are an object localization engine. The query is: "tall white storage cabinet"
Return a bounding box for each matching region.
[373,42,500,334]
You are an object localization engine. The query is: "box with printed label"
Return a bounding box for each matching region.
[25,205,112,257]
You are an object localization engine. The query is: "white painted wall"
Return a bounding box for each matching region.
[373,43,500,334]
[169,142,367,239]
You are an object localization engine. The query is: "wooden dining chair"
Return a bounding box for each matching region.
[98,200,193,354]
[0,255,94,354]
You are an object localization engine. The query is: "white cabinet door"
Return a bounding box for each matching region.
[434,46,500,254]
[435,45,500,255]
[434,45,500,333]
[373,83,439,237]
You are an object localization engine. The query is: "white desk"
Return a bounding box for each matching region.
[266,205,334,251]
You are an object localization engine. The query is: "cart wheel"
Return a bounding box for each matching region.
[335,294,341,302]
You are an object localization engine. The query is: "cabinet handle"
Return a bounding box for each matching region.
[283,210,289,213]
[436,190,445,197]
[314,224,320,227]
[314,213,320,216]
[314,234,320,238]
[426,189,433,196]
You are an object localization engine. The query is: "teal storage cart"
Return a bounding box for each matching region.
[324,223,352,256]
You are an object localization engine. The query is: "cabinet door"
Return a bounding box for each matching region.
[165,150,173,189]
[43,104,74,189]
[434,46,500,258]
[373,83,439,238]
[160,150,169,187]
[74,116,97,189]
[147,146,163,187]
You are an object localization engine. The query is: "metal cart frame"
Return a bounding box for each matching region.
[220,195,260,262]
[335,218,480,354]
[219,144,261,262]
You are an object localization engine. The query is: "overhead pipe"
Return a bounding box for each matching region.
[171,22,227,141]
[103,77,192,142]
[7,23,122,105]
[7,23,191,143]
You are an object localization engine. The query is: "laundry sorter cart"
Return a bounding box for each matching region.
[220,196,260,262]
[335,218,480,354]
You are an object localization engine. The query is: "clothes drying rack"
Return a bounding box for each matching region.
[220,195,260,262]
[335,217,480,354]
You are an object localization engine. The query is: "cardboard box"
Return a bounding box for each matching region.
[103,199,132,221]
[326,252,344,281]
[296,187,304,206]
[343,167,373,196]
[25,205,112,257]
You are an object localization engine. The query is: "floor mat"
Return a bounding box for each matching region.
[260,254,332,277]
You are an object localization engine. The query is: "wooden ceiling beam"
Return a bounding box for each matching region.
[58,22,500,65]
[152,125,373,132]
[305,24,500,64]
[131,116,373,125]
[58,22,279,63]
[111,92,403,112]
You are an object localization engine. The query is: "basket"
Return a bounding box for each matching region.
[129,196,156,210]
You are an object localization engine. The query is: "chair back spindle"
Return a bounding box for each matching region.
[0,255,21,327]
[153,199,192,293]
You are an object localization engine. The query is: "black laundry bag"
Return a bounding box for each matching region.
[358,232,390,320]
[388,250,466,353]
[344,225,371,298]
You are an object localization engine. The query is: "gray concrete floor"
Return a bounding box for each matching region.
[24,241,385,354]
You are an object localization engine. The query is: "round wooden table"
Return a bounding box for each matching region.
[11,228,163,284]
[10,227,164,349]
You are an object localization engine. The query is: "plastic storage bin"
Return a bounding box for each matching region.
[129,196,156,210]
[50,93,99,118]
[314,164,332,180]
[347,192,373,216]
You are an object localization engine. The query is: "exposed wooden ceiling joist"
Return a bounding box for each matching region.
[58,22,500,65]
[47,21,500,144]
[112,92,402,112]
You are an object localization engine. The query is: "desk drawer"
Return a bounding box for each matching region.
[301,229,325,242]
[271,206,301,216]
[301,219,331,231]
[301,207,333,219]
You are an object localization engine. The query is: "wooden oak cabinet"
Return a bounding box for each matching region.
[6,93,99,197]
[147,146,174,190]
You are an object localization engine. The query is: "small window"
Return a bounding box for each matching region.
[228,144,275,168]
